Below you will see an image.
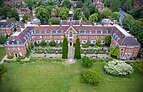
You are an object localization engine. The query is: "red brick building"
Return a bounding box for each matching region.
[4,0,22,6]
[4,11,140,60]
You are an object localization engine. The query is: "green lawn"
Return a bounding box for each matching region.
[0,47,6,61]
[0,61,143,92]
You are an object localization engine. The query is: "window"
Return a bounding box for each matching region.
[13,47,15,50]
[95,30,98,33]
[17,41,19,44]
[8,47,10,50]
[50,36,52,38]
[106,30,109,33]
[100,30,103,34]
[61,30,64,33]
[84,30,86,34]
[34,30,36,33]
[78,30,81,34]
[69,31,73,37]
[50,30,52,33]
[40,36,42,38]
[44,30,47,33]
[56,30,58,33]
[89,30,92,34]
[39,30,42,33]
[18,47,20,50]
[100,36,102,39]
[84,36,86,39]
[56,35,58,39]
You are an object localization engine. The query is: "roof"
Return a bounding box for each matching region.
[120,37,140,46]
[12,32,22,36]
[68,10,73,15]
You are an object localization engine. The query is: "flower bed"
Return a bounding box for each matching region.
[104,60,134,77]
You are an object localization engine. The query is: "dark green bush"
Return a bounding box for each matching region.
[82,41,90,48]
[81,56,93,68]
[39,41,47,46]
[80,70,100,85]
[49,41,57,47]
[136,60,143,73]
[7,55,14,59]
[0,64,7,76]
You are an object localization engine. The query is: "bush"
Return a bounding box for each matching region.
[8,56,14,59]
[39,41,47,46]
[82,41,90,48]
[80,70,100,85]
[49,41,57,47]
[135,60,143,73]
[0,64,7,75]
[104,60,134,77]
[81,56,93,68]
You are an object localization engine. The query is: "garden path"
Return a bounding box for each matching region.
[68,46,75,64]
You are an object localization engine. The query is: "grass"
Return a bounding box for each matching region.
[0,61,143,92]
[0,47,6,61]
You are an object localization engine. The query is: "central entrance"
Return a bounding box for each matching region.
[70,42,72,46]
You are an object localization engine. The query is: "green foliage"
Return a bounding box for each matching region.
[62,0,73,8]
[136,60,143,73]
[59,8,69,20]
[62,37,68,59]
[81,56,93,68]
[89,13,98,22]
[49,17,60,25]
[0,5,19,21]
[76,1,83,8]
[81,14,87,22]
[0,36,7,44]
[105,35,111,46]
[82,41,90,48]
[0,64,6,76]
[21,14,31,22]
[7,56,14,59]
[104,61,134,77]
[35,6,49,24]
[83,9,90,19]
[49,41,57,47]
[109,0,121,11]
[80,70,100,85]
[110,46,120,58]
[111,12,120,21]
[96,40,102,46]
[39,41,47,47]
[74,38,81,59]
[100,8,112,18]
[88,4,96,15]
[74,8,82,20]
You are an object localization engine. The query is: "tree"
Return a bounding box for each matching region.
[81,14,87,22]
[111,12,120,21]
[21,14,31,22]
[48,17,60,25]
[62,0,73,8]
[110,46,120,58]
[88,4,96,15]
[76,1,83,8]
[105,35,111,46]
[59,8,69,20]
[74,8,82,20]
[100,8,112,18]
[122,14,134,30]
[0,36,7,44]
[84,9,90,19]
[89,13,98,22]
[0,64,7,83]
[62,37,68,59]
[24,0,37,7]
[74,38,81,59]
[0,0,4,6]
[35,6,49,24]
[110,0,121,11]
[81,56,93,68]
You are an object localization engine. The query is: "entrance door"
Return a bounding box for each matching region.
[15,54,18,57]
[70,42,72,46]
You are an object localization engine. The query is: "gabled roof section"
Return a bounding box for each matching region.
[65,26,77,33]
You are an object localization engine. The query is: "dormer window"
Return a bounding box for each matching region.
[117,37,121,41]
[17,41,20,44]
[23,37,26,41]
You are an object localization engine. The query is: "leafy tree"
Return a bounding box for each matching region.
[74,8,82,20]
[84,9,90,19]
[129,7,143,19]
[0,0,4,6]
[100,8,112,18]
[110,46,120,58]
[62,0,73,8]
[105,35,111,46]
[24,0,37,7]
[59,8,69,20]
[110,0,121,11]
[21,14,31,22]
[122,14,134,30]
[76,1,83,8]
[111,12,120,21]
[49,17,60,25]
[81,56,93,68]
[81,14,87,22]
[80,70,100,85]
[0,36,7,44]
[35,6,49,24]
[0,64,7,79]
[62,37,68,59]
[88,4,96,15]
[89,13,98,22]
[74,38,81,59]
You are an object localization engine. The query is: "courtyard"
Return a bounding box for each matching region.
[1,59,143,92]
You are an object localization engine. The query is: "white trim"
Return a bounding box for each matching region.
[64,26,77,33]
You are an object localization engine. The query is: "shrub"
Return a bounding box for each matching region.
[8,55,14,59]
[104,60,134,77]
[49,41,57,47]
[82,41,90,48]
[0,64,7,76]
[135,60,143,73]
[80,70,100,85]
[81,56,93,68]
[74,38,81,59]
[39,41,47,46]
